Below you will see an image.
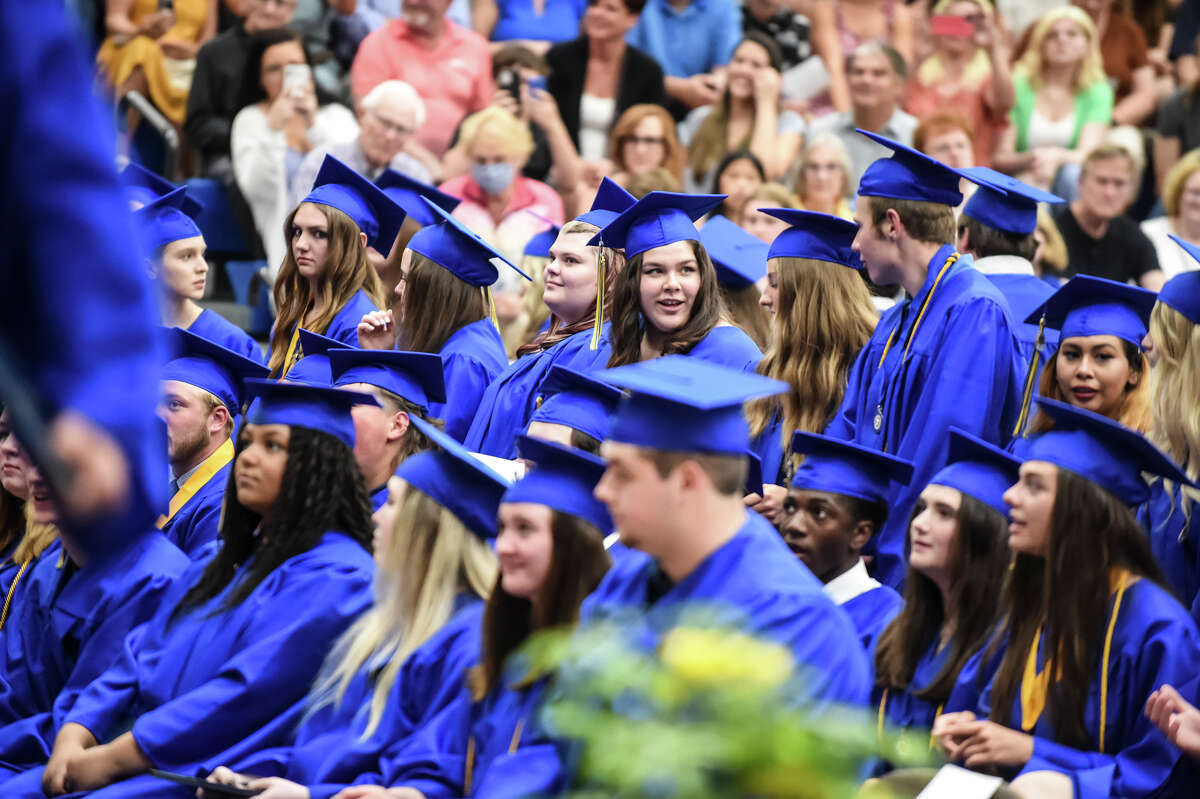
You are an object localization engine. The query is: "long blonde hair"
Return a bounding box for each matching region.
[14,504,58,565]
[746,258,878,479]
[1149,301,1200,518]
[1028,340,1152,434]
[307,486,497,738]
[268,203,386,376]
[1014,6,1107,94]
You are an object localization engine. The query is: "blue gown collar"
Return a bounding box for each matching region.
[907,244,963,309]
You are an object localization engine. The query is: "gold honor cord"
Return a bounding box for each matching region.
[463,717,525,795]
[0,559,31,630]
[875,683,946,751]
[1012,314,1049,438]
[280,326,303,380]
[156,439,236,529]
[487,286,500,333]
[590,245,607,350]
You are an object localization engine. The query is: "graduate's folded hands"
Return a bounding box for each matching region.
[933,711,1033,769]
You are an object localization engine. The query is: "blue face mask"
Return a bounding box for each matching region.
[471,162,516,195]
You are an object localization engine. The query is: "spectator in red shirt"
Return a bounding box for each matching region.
[350,0,495,158]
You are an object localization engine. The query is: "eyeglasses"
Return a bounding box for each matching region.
[623,136,666,147]
[260,0,298,8]
[369,111,416,138]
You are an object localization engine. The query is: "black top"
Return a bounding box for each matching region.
[184,24,252,161]
[1157,87,1200,154]
[545,36,669,151]
[1052,204,1161,284]
[741,5,812,71]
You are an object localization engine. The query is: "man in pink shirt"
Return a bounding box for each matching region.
[350,0,494,158]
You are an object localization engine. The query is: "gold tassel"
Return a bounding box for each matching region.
[486,286,500,333]
[1012,313,1048,438]
[590,245,606,351]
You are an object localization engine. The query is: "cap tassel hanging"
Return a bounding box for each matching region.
[590,245,607,351]
[1012,313,1048,438]
[486,286,500,333]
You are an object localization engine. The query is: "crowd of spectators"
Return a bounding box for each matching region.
[81,0,1200,290]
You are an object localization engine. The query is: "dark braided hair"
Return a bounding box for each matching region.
[171,426,374,623]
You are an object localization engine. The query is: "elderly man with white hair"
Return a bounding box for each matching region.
[288,79,439,211]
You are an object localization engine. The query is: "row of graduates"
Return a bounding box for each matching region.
[2,127,1200,798]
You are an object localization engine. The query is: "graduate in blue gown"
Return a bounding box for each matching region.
[328,348,447,511]
[284,328,348,386]
[699,214,771,351]
[128,176,264,364]
[12,382,378,799]
[1010,275,1156,448]
[523,365,622,455]
[158,328,269,556]
[779,432,912,654]
[203,416,510,799]
[935,398,1200,799]
[868,429,1016,762]
[597,192,763,374]
[744,209,878,526]
[354,435,613,798]
[825,130,1024,589]
[0,455,188,781]
[463,179,636,456]
[955,167,1064,374]
[584,357,870,709]
[268,155,403,378]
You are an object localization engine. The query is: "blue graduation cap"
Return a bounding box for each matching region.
[328,348,447,411]
[856,129,966,206]
[302,155,407,257]
[1025,397,1194,505]
[523,213,560,259]
[408,196,531,287]
[161,327,269,412]
[376,168,460,227]
[928,427,1021,518]
[759,208,861,268]
[284,328,353,385]
[698,215,768,288]
[134,187,204,252]
[395,416,512,539]
[587,191,725,258]
[599,356,787,456]
[1024,274,1157,348]
[120,163,203,215]
[1164,236,1200,324]
[790,431,914,505]
[745,449,764,498]
[960,167,1064,235]
[575,177,637,229]
[530,365,623,444]
[243,378,378,450]
[509,434,612,533]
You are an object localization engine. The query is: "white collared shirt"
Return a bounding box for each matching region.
[823,558,883,606]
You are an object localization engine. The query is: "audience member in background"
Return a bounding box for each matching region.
[706,149,765,224]
[679,33,804,190]
[350,0,494,158]
[739,182,800,245]
[471,0,586,51]
[743,0,850,112]
[912,110,976,170]
[622,165,683,196]
[993,7,1112,194]
[1052,144,1165,289]
[1142,150,1200,278]
[793,131,855,220]
[1034,205,1070,283]
[1155,36,1200,191]
[233,29,359,277]
[97,0,216,134]
[290,81,439,210]
[832,0,914,69]
[808,42,916,188]
[904,0,1013,168]
[545,0,667,170]
[602,103,686,189]
[626,0,741,114]
[439,106,567,265]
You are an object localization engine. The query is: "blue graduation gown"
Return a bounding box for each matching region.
[326,289,381,347]
[750,412,787,488]
[842,585,903,654]
[58,532,373,779]
[686,324,763,372]
[826,247,1024,588]
[160,461,229,558]
[969,579,1200,798]
[464,325,612,458]
[370,484,389,512]
[872,639,953,737]
[432,319,508,443]
[0,532,188,775]
[188,309,264,365]
[582,512,871,708]
[983,271,1060,370]
[1140,481,1200,616]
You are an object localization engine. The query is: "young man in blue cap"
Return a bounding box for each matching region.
[158,328,269,557]
[828,130,1024,589]
[780,432,911,653]
[956,167,1065,371]
[589,356,870,708]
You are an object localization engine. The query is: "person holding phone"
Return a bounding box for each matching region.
[232,29,359,277]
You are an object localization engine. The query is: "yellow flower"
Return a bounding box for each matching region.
[660,627,795,688]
